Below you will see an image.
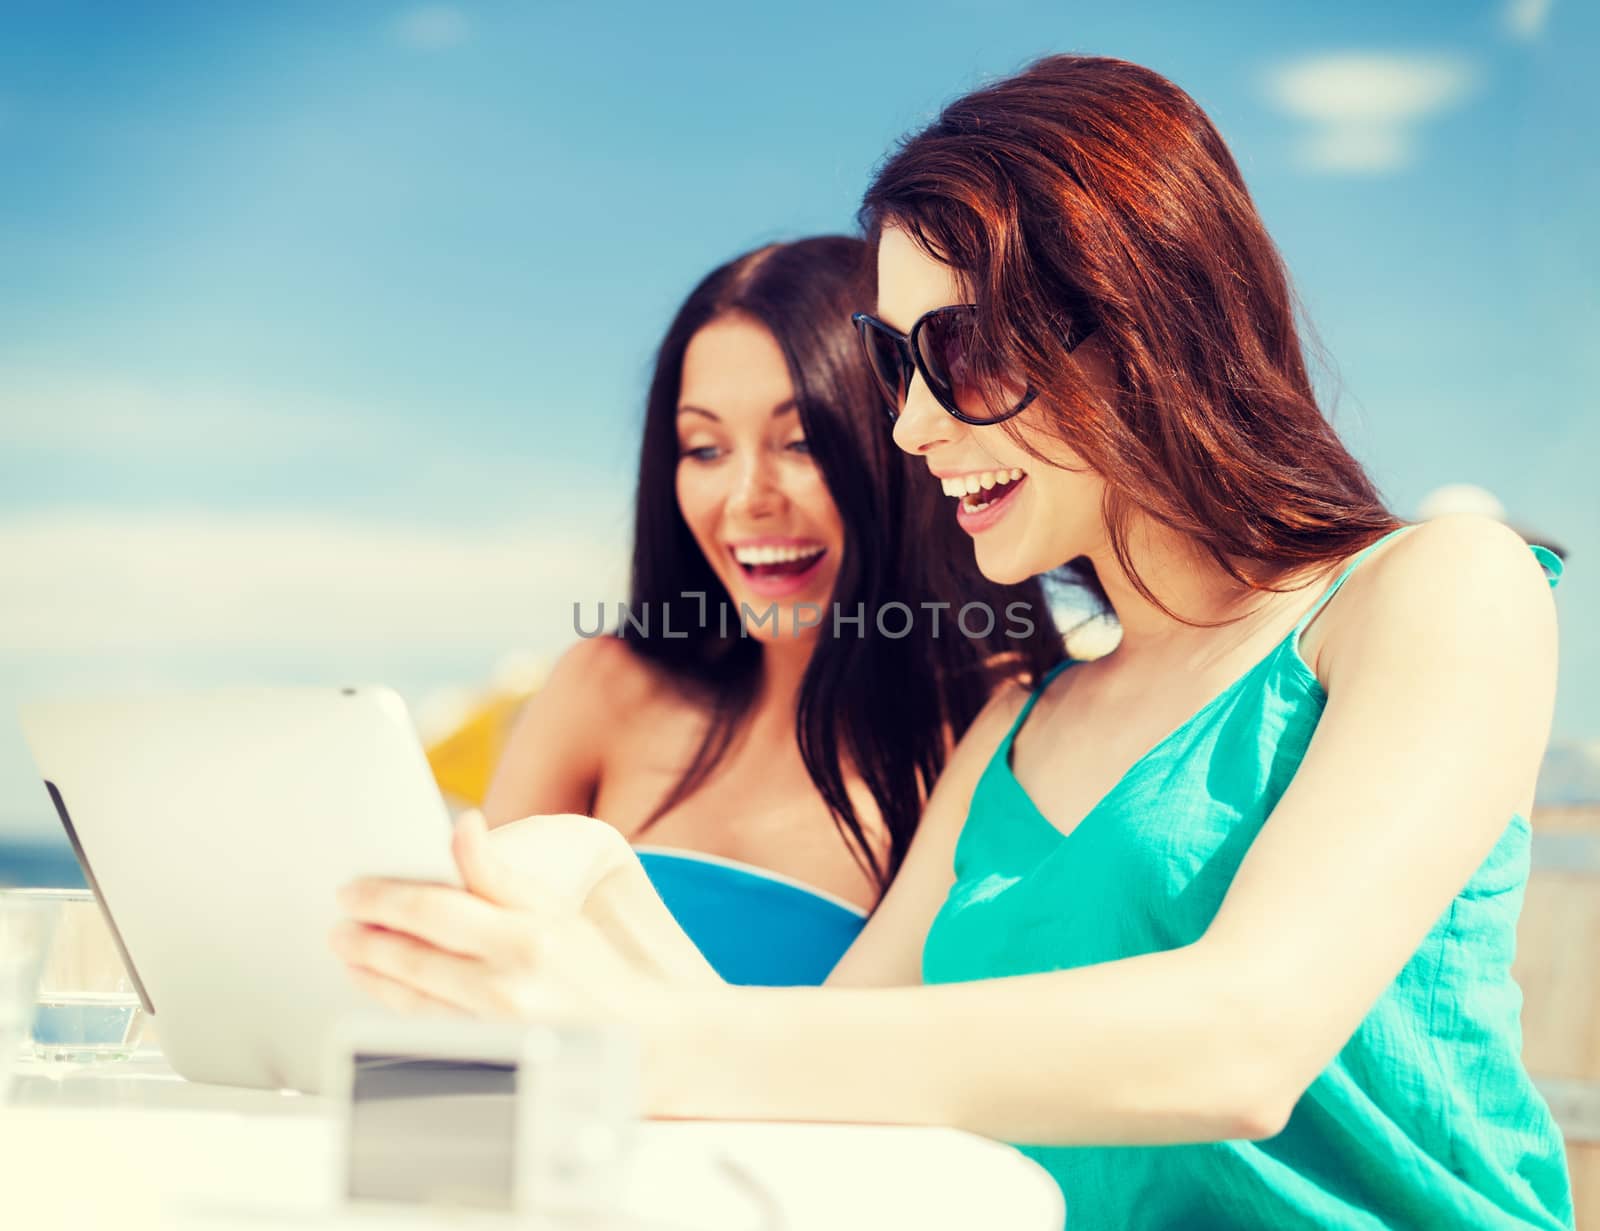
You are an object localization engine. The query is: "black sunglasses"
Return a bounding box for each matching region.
[852,304,1092,426]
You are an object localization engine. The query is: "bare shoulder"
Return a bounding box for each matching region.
[1313,515,1557,688]
[979,676,1033,733]
[944,677,1033,777]
[540,636,669,714]
[528,636,706,744]
[484,637,677,823]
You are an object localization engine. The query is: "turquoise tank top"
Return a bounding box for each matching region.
[922,526,1574,1230]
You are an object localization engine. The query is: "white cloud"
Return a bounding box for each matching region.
[1504,0,1553,40]
[0,371,367,459]
[0,510,627,654]
[0,511,629,841]
[0,368,636,517]
[1265,54,1479,123]
[391,5,472,51]
[1299,125,1410,174]
[1262,53,1480,175]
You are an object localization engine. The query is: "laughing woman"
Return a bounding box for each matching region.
[479,236,1062,985]
[335,59,1573,1229]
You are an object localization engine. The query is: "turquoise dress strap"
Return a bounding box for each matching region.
[1290,523,1420,639]
[1000,658,1077,751]
[1288,525,1564,643]
[1531,543,1564,589]
[1007,524,1560,757]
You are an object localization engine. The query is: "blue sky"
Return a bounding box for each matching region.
[1,0,1596,840]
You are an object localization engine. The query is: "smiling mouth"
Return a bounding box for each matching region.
[941,467,1027,514]
[729,544,827,578]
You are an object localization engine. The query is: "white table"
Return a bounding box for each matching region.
[2,1053,1065,1229]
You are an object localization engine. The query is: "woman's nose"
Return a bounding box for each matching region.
[891,373,955,456]
[727,455,785,519]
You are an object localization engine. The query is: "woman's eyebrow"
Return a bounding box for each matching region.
[677,400,796,421]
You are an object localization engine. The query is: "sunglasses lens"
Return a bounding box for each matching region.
[856,317,910,415]
[917,309,1028,423]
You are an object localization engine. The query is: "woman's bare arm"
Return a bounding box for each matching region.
[825,682,1028,987]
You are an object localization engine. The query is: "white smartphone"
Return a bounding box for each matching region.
[328,1013,639,1215]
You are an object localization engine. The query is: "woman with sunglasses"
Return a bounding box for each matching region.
[333,58,1572,1229]
[476,236,1061,986]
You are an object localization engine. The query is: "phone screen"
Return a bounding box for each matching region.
[347,1054,519,1209]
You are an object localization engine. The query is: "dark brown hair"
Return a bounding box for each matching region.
[861,55,1400,611]
[625,236,1062,890]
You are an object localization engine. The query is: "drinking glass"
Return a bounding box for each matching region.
[4,888,146,1062]
[0,892,59,1099]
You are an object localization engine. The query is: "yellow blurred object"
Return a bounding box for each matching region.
[425,690,533,807]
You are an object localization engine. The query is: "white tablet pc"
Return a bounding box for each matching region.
[18,687,459,1093]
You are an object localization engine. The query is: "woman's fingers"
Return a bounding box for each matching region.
[332,919,528,1016]
[335,880,527,966]
[474,814,713,982]
[584,861,723,984]
[481,813,638,911]
[335,919,600,1025]
[470,813,718,984]
[346,966,467,1018]
[452,809,516,905]
[332,811,673,1026]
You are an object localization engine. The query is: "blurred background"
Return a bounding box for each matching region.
[1,0,1596,877]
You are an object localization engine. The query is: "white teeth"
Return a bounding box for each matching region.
[732,544,824,566]
[940,469,1026,499]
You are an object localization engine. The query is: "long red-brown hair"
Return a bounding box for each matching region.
[861,54,1400,613]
